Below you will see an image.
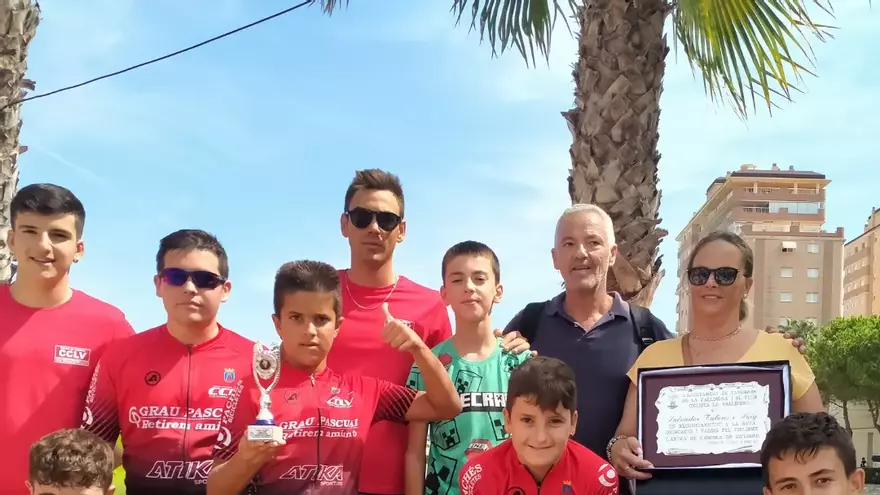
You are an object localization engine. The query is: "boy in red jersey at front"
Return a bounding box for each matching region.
[459,357,619,495]
[207,260,461,495]
[1,184,134,495]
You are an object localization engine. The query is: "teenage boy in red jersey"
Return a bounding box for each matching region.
[459,357,620,495]
[207,260,461,495]
[1,184,134,495]
[327,169,529,495]
[81,229,253,495]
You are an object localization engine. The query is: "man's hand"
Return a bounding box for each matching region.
[383,303,426,353]
[235,435,285,470]
[493,329,537,356]
[765,326,807,355]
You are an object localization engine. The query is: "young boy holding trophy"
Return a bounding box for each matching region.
[207,260,461,495]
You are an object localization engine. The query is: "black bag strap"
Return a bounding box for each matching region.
[629,304,656,353]
[518,302,547,343]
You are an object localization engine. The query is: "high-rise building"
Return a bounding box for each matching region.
[675,164,845,334]
[842,208,880,316]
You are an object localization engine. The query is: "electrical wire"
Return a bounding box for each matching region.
[1,0,314,110]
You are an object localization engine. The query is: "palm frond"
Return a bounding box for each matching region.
[319,0,350,15]
[673,0,836,118]
[448,0,578,67]
[320,0,576,66]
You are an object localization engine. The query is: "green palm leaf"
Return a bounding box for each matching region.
[673,0,835,116]
[320,0,840,117]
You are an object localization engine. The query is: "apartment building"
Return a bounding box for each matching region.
[843,207,880,316]
[675,164,845,334]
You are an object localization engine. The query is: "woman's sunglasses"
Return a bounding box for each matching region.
[687,267,739,286]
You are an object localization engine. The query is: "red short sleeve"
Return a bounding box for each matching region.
[371,378,418,424]
[81,358,120,443]
[424,300,452,348]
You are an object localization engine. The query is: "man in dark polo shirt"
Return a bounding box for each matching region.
[504,205,670,495]
[505,204,805,495]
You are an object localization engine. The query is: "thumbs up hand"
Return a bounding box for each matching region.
[382,303,425,353]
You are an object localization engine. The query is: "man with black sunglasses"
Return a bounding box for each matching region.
[325,169,451,495]
[326,169,532,495]
[81,229,253,495]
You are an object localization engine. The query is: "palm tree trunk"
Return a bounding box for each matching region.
[563,0,669,307]
[0,0,39,284]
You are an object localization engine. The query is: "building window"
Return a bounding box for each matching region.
[807,268,820,278]
[782,241,796,253]
[806,292,819,303]
[780,292,793,303]
[807,243,820,254]
[781,267,794,278]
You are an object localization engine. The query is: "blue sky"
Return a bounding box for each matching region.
[18,0,880,342]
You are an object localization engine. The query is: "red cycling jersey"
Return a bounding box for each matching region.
[0,286,134,495]
[214,363,418,495]
[459,440,619,495]
[82,324,253,495]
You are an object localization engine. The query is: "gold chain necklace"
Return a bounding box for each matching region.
[690,326,741,341]
[687,326,741,359]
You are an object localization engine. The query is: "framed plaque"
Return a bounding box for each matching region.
[637,360,792,469]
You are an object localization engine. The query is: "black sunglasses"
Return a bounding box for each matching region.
[160,268,226,290]
[687,267,740,286]
[345,207,402,232]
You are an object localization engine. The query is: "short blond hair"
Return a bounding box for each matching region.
[555,204,616,246]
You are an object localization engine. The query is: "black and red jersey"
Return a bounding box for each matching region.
[82,325,253,495]
[459,440,619,495]
[214,363,418,495]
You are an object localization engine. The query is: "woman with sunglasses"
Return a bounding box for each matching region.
[607,231,824,482]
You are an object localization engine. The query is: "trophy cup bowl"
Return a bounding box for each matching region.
[246,342,285,443]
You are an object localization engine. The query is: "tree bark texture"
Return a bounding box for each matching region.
[564,0,670,307]
[0,0,39,284]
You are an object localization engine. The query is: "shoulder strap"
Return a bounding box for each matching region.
[518,302,547,343]
[629,304,656,353]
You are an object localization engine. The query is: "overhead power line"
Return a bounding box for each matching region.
[2,0,313,110]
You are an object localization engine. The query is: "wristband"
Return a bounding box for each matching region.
[606,434,627,461]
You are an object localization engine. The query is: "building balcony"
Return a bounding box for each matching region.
[736,187,825,203]
[843,284,870,299]
[843,266,871,285]
[732,206,825,223]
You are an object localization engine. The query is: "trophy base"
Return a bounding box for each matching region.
[247,424,284,442]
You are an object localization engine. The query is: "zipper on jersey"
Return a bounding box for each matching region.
[311,373,322,484]
[182,345,193,464]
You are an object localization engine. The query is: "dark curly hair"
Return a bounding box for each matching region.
[29,428,114,491]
